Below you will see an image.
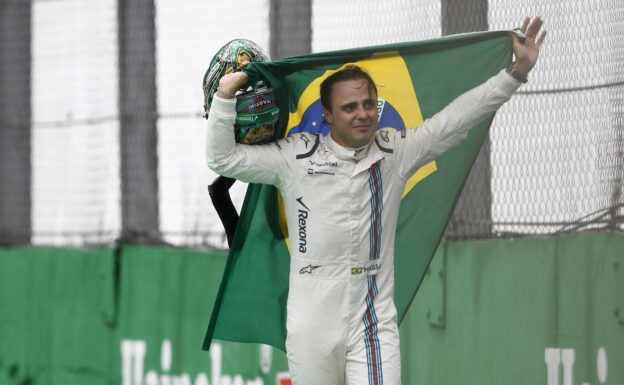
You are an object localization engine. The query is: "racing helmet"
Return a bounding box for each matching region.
[203,39,279,145]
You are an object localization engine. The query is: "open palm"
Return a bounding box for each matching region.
[512,17,547,75]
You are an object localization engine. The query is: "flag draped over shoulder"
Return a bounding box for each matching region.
[203,30,514,351]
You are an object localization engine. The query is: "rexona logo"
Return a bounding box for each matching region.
[121,339,291,385]
[296,197,310,253]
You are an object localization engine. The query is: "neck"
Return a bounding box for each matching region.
[327,133,371,162]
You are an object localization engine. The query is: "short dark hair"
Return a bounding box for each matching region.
[320,65,377,112]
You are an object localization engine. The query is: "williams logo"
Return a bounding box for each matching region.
[296,197,310,253]
[299,264,321,274]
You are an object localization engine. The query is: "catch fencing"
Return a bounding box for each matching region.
[0,0,622,248]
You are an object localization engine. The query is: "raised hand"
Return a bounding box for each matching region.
[217,61,250,99]
[512,17,547,76]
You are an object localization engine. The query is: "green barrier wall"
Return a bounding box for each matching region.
[1,234,622,385]
[0,245,290,385]
[401,233,624,385]
[0,247,117,385]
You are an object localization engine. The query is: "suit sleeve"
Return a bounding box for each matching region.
[205,94,292,189]
[396,69,522,180]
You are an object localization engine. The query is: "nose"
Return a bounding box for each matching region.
[355,104,368,120]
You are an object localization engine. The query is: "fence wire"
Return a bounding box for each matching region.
[1,0,622,248]
[487,0,624,236]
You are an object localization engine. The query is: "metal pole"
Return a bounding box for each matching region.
[0,0,31,245]
[610,95,623,231]
[118,0,160,242]
[441,0,492,240]
[441,0,488,36]
[269,0,312,60]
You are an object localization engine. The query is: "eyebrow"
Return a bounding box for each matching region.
[340,101,359,110]
[339,98,376,110]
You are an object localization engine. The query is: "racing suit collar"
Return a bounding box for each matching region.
[325,133,371,162]
[325,133,385,176]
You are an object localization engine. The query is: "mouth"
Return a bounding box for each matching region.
[353,123,371,132]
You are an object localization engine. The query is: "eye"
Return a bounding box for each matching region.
[363,100,376,109]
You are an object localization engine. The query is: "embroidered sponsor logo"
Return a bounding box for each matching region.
[307,169,335,176]
[299,264,321,274]
[307,159,337,176]
[317,143,331,159]
[296,197,310,253]
[351,263,381,275]
[364,263,381,272]
[351,267,363,275]
[309,160,337,167]
[299,133,311,148]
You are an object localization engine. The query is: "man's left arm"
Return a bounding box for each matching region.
[396,17,547,179]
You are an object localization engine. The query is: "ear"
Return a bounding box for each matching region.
[322,107,333,124]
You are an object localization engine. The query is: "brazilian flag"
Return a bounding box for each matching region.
[203,30,516,351]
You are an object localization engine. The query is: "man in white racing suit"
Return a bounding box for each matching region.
[206,17,546,385]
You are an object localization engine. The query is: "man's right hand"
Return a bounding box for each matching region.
[217,61,250,99]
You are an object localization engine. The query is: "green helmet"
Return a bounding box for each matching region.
[202,39,269,116]
[203,39,279,145]
[233,81,280,144]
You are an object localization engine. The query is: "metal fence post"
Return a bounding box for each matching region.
[441,0,492,239]
[118,0,160,242]
[0,0,31,245]
[269,0,312,60]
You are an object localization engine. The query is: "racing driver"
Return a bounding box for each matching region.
[205,17,546,385]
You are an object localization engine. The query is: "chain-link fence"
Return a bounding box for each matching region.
[29,0,120,246]
[1,0,622,248]
[487,0,624,236]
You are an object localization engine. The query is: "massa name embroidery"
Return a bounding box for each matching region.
[351,263,381,275]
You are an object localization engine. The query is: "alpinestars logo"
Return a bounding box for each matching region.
[296,197,310,253]
[299,264,320,274]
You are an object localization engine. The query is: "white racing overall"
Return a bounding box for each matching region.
[206,69,521,385]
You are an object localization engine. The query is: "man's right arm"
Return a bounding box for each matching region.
[206,94,291,188]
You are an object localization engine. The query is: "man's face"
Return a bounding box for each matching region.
[323,78,378,148]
